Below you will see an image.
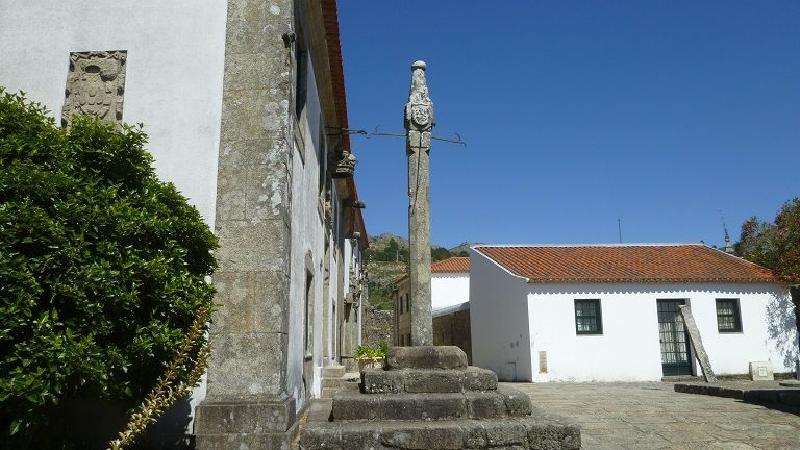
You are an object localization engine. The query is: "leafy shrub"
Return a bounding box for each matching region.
[354,342,388,360]
[0,89,217,448]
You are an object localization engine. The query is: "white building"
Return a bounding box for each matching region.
[0,1,367,447]
[394,256,470,346]
[470,244,798,382]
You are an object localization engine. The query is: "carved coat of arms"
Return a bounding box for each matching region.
[61,51,127,127]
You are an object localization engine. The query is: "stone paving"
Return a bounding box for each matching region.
[509,382,800,450]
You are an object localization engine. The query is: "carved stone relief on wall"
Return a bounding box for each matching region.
[61,51,127,127]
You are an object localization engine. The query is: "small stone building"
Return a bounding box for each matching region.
[470,244,798,382]
[394,256,471,357]
[0,0,368,447]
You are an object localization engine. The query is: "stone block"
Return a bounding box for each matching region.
[380,422,464,450]
[209,271,287,334]
[297,422,344,450]
[749,361,774,381]
[245,150,292,222]
[220,88,291,143]
[196,429,297,450]
[361,368,404,394]
[323,365,346,378]
[330,393,380,421]
[298,422,385,450]
[214,165,246,221]
[224,0,292,55]
[331,388,482,421]
[321,378,341,388]
[466,391,506,420]
[499,385,533,416]
[464,367,498,391]
[299,416,581,449]
[223,52,291,92]
[459,421,486,448]
[377,395,422,420]
[218,138,287,170]
[337,422,384,450]
[215,220,289,273]
[361,367,497,394]
[405,369,463,393]
[526,421,582,450]
[385,346,468,370]
[483,419,527,446]
[216,139,292,223]
[417,395,468,421]
[204,332,285,399]
[194,398,295,434]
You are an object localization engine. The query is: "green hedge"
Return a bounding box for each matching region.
[0,89,217,448]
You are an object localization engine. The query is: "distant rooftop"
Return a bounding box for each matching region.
[473,244,776,284]
[431,256,470,274]
[395,256,470,284]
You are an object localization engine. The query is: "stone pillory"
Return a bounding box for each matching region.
[299,61,581,449]
[406,60,434,347]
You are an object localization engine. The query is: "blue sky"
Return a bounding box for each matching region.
[338,1,799,249]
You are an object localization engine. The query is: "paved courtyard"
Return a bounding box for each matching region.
[509,382,800,450]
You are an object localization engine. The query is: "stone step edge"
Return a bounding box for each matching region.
[361,366,498,394]
[330,386,532,421]
[298,415,580,450]
[385,345,469,370]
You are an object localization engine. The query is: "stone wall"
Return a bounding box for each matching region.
[433,309,472,364]
[362,306,394,347]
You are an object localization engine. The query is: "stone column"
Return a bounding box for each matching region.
[405,60,434,346]
[194,0,298,447]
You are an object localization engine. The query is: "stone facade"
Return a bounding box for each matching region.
[0,0,368,447]
[433,306,472,364]
[362,305,394,347]
[195,0,368,447]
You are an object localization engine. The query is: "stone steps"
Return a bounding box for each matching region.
[299,414,580,450]
[361,366,497,394]
[321,377,343,388]
[331,383,531,421]
[322,365,346,378]
[320,365,349,399]
[298,347,581,449]
[320,387,338,399]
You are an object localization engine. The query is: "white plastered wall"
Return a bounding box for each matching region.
[432,273,470,311]
[288,50,327,408]
[0,0,227,226]
[469,249,533,381]
[0,1,227,441]
[528,282,797,382]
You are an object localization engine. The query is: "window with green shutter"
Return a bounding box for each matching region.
[716,299,742,333]
[574,299,603,335]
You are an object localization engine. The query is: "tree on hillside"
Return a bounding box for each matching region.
[736,199,800,347]
[386,238,400,261]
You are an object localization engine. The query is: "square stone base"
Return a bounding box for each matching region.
[194,397,297,450]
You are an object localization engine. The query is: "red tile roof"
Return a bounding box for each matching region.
[394,257,470,285]
[321,0,368,249]
[474,244,776,284]
[432,256,470,274]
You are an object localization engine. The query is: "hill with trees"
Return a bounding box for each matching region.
[365,233,471,310]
